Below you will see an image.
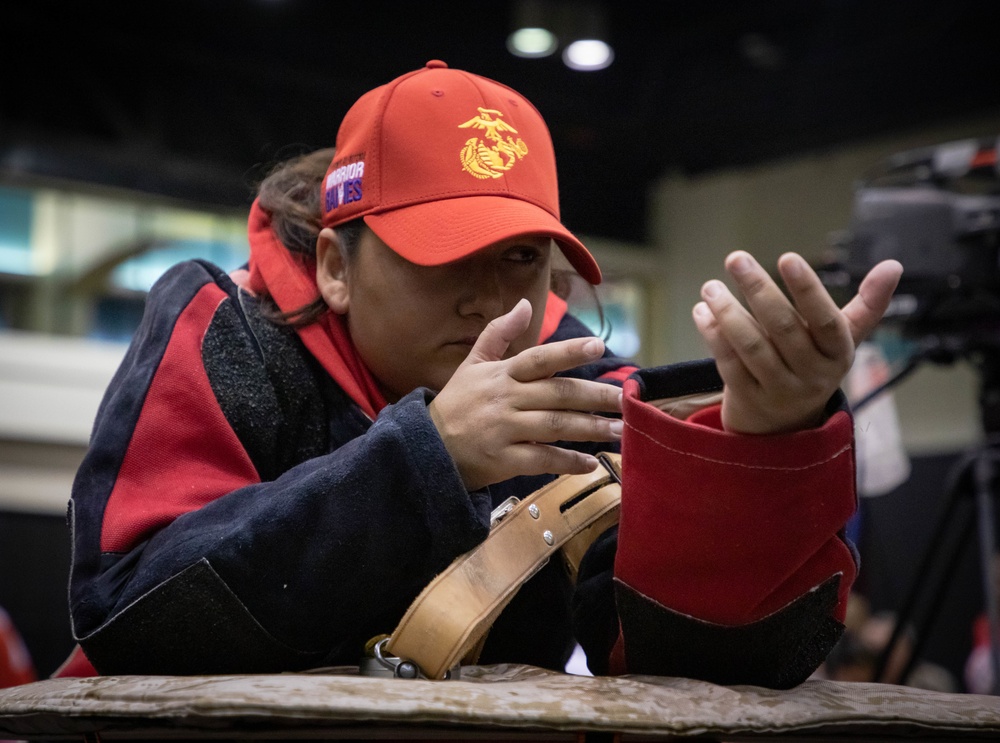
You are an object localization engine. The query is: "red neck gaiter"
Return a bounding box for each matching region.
[247,199,387,420]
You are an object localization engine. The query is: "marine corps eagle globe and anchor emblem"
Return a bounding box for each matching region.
[458,108,529,179]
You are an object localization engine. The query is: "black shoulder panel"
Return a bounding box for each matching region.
[201,291,330,481]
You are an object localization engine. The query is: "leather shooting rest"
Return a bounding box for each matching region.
[2,665,999,741]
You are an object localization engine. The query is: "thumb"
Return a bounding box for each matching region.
[843,259,904,345]
[463,298,533,364]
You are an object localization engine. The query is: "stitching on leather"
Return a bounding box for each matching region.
[623,421,852,471]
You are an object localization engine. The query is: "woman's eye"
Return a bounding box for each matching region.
[505,247,541,263]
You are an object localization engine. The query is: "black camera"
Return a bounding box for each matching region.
[820,135,1000,350]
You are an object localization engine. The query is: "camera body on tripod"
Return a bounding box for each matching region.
[821,135,1000,349]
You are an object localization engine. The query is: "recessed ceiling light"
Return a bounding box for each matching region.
[563,39,614,71]
[507,27,558,58]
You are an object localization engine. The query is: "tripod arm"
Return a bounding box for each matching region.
[973,450,1000,695]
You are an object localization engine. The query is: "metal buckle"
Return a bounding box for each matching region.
[361,637,459,680]
[489,496,520,528]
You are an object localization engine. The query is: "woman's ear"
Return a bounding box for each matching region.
[316,228,350,314]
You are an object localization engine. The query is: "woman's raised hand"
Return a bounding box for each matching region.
[692,250,903,434]
[429,299,623,491]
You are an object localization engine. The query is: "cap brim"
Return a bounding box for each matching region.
[364,196,602,284]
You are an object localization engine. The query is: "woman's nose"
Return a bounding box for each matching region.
[456,261,506,319]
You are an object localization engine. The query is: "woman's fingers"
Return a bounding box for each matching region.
[464,298,533,365]
[705,250,863,377]
[506,335,607,383]
[431,322,622,491]
[839,259,904,345]
[722,251,846,371]
[461,298,613,390]
[774,252,853,361]
[698,274,792,385]
[692,301,757,390]
[506,408,624,444]
[514,376,623,415]
[693,250,903,435]
[502,444,602,480]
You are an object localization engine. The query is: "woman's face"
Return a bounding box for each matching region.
[319,227,553,402]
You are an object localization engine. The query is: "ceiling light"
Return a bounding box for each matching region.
[507,27,558,58]
[562,39,614,71]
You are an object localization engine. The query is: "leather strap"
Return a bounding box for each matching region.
[383,452,622,680]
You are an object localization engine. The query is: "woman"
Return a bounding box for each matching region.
[63,61,902,686]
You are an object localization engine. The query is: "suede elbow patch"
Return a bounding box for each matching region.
[78,559,324,676]
[614,574,843,689]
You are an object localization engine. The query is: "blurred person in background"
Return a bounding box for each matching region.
[0,606,35,688]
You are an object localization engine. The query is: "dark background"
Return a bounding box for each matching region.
[3,0,999,244]
[858,451,989,691]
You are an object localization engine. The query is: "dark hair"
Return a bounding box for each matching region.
[257,147,330,258]
[254,146,597,328]
[255,147,362,326]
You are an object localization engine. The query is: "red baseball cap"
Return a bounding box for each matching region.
[320,60,602,284]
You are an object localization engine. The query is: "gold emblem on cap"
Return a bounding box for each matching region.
[458,108,528,179]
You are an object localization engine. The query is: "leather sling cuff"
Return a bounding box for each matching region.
[378,452,622,680]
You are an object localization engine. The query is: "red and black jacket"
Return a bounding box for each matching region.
[65,211,858,686]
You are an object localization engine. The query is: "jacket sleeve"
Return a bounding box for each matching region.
[575,360,857,688]
[68,261,491,675]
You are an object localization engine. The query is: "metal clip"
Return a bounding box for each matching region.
[597,452,622,484]
[489,496,520,528]
[362,637,459,680]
